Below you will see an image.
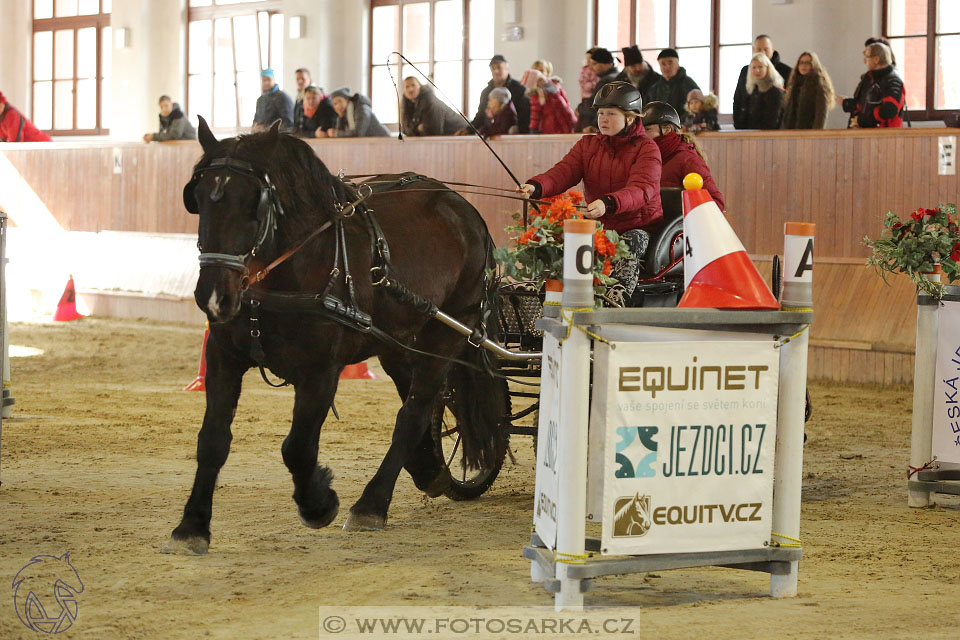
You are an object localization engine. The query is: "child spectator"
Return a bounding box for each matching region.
[682,89,720,132]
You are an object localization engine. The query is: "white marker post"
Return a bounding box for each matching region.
[909,265,941,507]
[554,218,595,611]
[770,222,814,598]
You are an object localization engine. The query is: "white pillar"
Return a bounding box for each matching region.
[553,219,595,611]
[770,222,814,598]
[909,267,941,507]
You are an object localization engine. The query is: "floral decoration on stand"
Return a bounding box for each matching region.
[864,203,959,297]
[492,191,632,304]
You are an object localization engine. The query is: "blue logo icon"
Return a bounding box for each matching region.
[615,426,658,478]
[12,552,83,634]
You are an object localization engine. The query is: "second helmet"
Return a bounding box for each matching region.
[640,101,682,129]
[592,81,643,114]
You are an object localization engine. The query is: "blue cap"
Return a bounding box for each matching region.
[260,68,275,78]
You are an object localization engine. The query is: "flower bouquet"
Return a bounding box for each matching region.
[864,203,960,297]
[492,191,632,304]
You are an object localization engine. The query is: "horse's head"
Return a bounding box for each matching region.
[185,116,283,323]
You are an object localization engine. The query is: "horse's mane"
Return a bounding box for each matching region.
[193,131,347,238]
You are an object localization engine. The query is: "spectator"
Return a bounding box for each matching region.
[642,101,725,210]
[522,62,577,134]
[741,53,785,130]
[476,87,518,138]
[0,92,51,142]
[400,77,462,136]
[294,86,338,138]
[865,36,897,67]
[682,89,720,132]
[781,51,835,130]
[143,95,196,142]
[733,35,793,129]
[839,42,904,129]
[328,87,390,138]
[292,68,312,132]
[459,55,529,135]
[646,49,700,120]
[520,82,662,298]
[580,47,622,132]
[615,45,662,103]
[575,48,600,131]
[253,68,294,132]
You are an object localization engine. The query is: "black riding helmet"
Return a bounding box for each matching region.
[592,81,643,114]
[640,101,682,129]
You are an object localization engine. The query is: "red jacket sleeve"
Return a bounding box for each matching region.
[608,138,661,217]
[686,150,725,211]
[527,136,587,197]
[0,109,17,142]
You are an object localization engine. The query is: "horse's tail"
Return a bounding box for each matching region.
[447,238,508,471]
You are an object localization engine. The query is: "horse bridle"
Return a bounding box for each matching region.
[183,157,284,276]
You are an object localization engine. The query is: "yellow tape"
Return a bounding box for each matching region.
[554,551,589,565]
[559,307,610,345]
[781,306,814,313]
[771,532,802,548]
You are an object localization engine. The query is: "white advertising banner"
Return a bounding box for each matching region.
[533,332,562,549]
[933,300,960,464]
[596,340,780,556]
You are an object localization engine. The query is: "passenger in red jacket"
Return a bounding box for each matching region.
[640,101,724,210]
[0,92,51,142]
[521,82,662,296]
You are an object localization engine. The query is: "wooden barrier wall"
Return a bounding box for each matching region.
[2,128,956,384]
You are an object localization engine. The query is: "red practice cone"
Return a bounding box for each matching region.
[340,362,376,380]
[678,175,779,310]
[53,275,85,321]
[184,323,210,391]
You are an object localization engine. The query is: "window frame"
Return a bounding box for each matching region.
[31,0,111,136]
[882,0,960,120]
[186,0,284,133]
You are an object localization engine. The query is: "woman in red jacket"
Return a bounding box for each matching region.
[520,82,662,295]
[0,93,51,142]
[640,101,724,210]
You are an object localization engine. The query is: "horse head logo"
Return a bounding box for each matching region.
[613,493,652,538]
[11,553,84,634]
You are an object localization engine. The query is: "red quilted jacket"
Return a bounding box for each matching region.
[527,120,662,232]
[529,85,577,134]
[0,95,51,142]
[655,132,725,210]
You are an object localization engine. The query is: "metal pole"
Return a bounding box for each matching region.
[0,208,6,485]
[770,222,814,598]
[909,267,941,507]
[554,219,595,611]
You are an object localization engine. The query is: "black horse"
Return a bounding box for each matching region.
[163,118,506,555]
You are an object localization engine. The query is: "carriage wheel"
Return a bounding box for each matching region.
[431,379,511,501]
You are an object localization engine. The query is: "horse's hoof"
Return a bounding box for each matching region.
[299,502,339,529]
[423,468,452,498]
[161,535,209,555]
[342,513,385,532]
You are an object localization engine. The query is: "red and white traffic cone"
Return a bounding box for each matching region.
[678,173,779,310]
[53,275,85,321]
[340,362,376,380]
[184,323,209,391]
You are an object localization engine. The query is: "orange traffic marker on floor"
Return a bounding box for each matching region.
[184,323,210,391]
[53,275,85,321]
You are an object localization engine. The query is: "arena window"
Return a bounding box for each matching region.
[186,0,284,132]
[368,0,494,126]
[31,0,111,135]
[883,0,960,120]
[593,0,752,115]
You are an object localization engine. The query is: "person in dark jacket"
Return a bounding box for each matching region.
[294,86,338,138]
[741,53,785,130]
[253,68,294,132]
[579,47,621,132]
[615,45,662,104]
[328,87,391,138]
[521,82,662,297]
[641,101,724,210]
[646,49,700,120]
[781,51,835,129]
[0,92,51,142]
[733,35,793,129]
[458,55,529,135]
[291,68,312,133]
[476,88,518,138]
[143,95,196,142]
[839,42,905,128]
[400,77,462,136]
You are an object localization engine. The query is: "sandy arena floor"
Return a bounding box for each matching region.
[0,317,958,639]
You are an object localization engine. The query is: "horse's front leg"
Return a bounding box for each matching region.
[163,336,246,555]
[284,366,341,529]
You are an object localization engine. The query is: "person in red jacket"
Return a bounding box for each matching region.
[522,62,577,134]
[0,92,52,142]
[640,101,725,210]
[521,82,662,295]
